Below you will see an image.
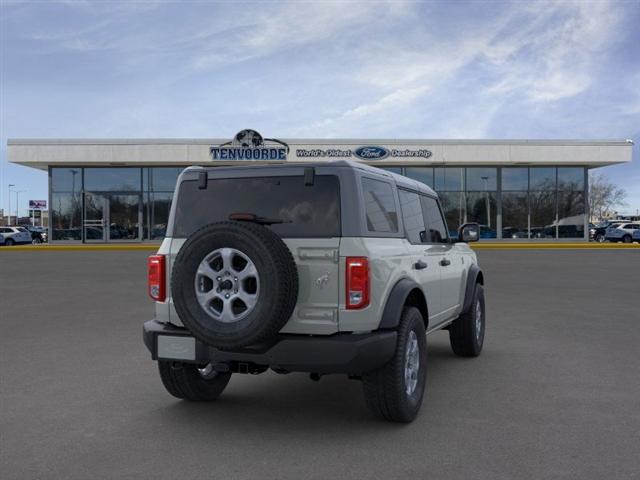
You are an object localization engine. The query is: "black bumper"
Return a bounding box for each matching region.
[143,319,397,375]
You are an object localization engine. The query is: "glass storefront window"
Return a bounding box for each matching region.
[466,168,497,191]
[405,167,434,188]
[502,168,528,191]
[435,168,464,191]
[51,192,82,240]
[530,190,556,238]
[150,167,184,191]
[84,168,141,192]
[466,192,497,238]
[529,168,556,191]
[557,191,585,238]
[147,192,173,240]
[558,167,584,191]
[51,168,82,193]
[438,191,465,237]
[502,192,528,239]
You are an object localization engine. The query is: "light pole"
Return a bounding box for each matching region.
[15,190,26,224]
[8,184,15,225]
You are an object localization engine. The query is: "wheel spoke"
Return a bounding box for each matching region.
[197,262,218,281]
[220,248,234,271]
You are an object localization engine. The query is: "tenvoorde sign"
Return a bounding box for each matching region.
[211,129,288,160]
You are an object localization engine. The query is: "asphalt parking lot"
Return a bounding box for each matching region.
[1,249,639,479]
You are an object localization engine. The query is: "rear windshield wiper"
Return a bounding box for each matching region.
[228,213,291,226]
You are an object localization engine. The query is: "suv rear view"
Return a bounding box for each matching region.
[143,161,485,422]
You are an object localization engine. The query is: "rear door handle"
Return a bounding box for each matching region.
[440,258,451,267]
[414,260,427,270]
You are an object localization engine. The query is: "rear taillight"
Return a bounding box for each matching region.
[147,255,166,302]
[346,257,369,309]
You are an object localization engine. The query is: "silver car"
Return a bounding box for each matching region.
[0,226,32,246]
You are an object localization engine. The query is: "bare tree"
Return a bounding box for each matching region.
[589,172,627,221]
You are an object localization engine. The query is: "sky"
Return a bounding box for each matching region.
[1,0,639,217]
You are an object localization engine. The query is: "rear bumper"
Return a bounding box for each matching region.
[143,319,397,375]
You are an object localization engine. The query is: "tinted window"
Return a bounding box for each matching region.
[399,189,426,243]
[502,168,528,190]
[362,178,398,233]
[174,175,340,238]
[420,196,448,243]
[435,168,464,191]
[405,167,434,187]
[466,168,497,191]
[85,168,141,191]
[150,167,183,191]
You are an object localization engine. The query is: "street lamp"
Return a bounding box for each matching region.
[8,184,15,225]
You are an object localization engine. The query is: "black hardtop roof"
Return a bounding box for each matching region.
[185,160,437,196]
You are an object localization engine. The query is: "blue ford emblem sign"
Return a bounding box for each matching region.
[211,129,289,161]
[354,146,389,160]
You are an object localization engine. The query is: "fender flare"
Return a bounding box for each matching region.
[461,264,484,314]
[378,278,427,330]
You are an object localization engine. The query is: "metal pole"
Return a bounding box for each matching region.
[8,184,15,224]
[15,190,26,224]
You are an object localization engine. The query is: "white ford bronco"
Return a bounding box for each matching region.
[143,160,485,422]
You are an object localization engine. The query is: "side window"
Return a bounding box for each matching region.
[398,189,427,243]
[420,195,449,243]
[361,177,399,233]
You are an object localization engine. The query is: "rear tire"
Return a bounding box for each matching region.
[362,306,427,423]
[158,361,231,401]
[622,235,632,243]
[449,284,485,357]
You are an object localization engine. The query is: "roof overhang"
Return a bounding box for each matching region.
[7,138,634,171]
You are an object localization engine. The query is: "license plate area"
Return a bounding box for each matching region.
[157,335,196,361]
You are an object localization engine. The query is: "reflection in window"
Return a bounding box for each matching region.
[405,167,434,188]
[51,192,82,240]
[557,191,585,238]
[466,168,497,191]
[557,167,584,191]
[362,178,398,233]
[84,168,141,192]
[420,195,448,243]
[51,168,82,193]
[466,192,497,238]
[438,191,465,237]
[398,190,426,243]
[529,168,556,191]
[502,192,528,239]
[435,168,464,191]
[502,168,528,191]
[151,167,184,192]
[530,190,556,238]
[148,193,173,240]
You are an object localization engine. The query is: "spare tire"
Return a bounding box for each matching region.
[171,221,298,349]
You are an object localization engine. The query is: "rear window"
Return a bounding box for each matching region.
[173,175,341,238]
[362,177,398,233]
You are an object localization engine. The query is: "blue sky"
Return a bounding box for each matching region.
[1,0,639,216]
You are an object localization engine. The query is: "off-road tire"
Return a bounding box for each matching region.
[449,284,485,357]
[171,221,298,350]
[362,307,427,423]
[158,361,231,401]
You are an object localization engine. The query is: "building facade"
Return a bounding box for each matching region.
[7,135,633,242]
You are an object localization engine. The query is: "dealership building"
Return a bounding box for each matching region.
[7,135,633,242]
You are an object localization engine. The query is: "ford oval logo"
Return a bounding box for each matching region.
[354,146,389,160]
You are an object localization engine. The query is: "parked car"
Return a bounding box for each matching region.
[591,220,626,242]
[0,232,5,245]
[632,229,640,242]
[605,223,640,243]
[143,161,485,423]
[0,226,33,245]
[20,225,48,244]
